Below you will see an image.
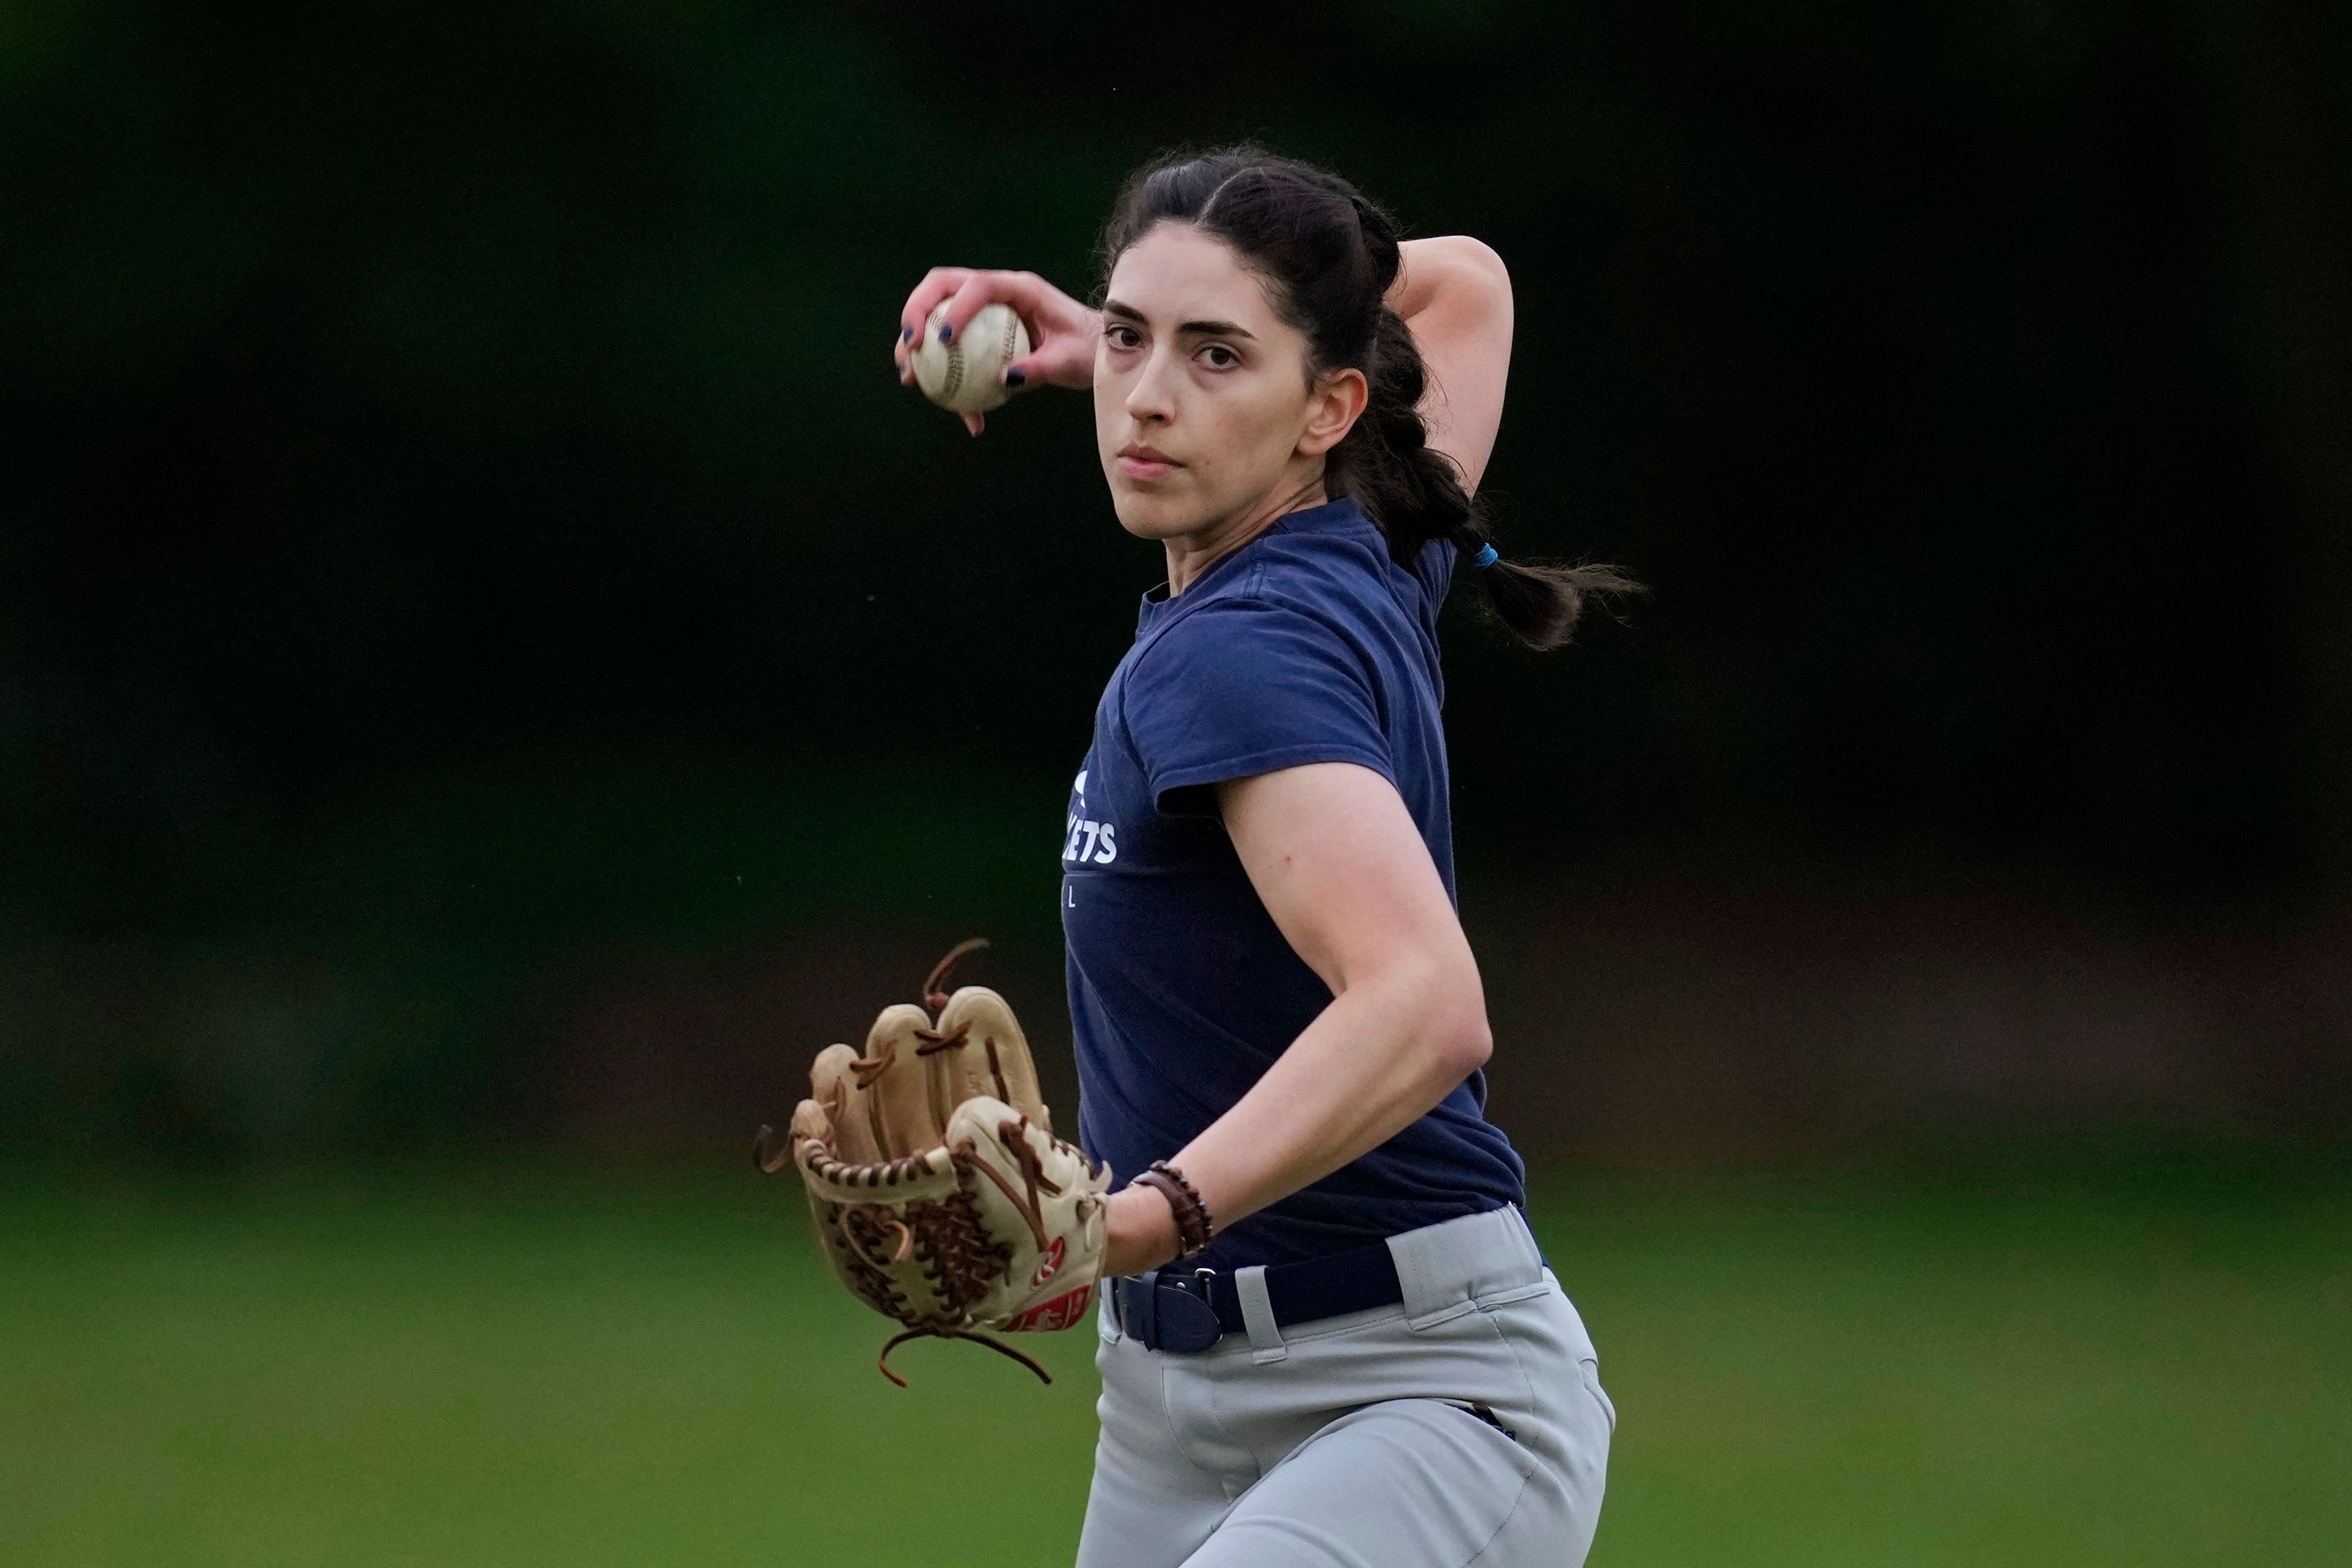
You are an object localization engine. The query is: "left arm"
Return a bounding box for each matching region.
[1099,761,1493,1276]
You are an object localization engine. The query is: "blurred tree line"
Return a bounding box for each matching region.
[3,1,2346,1153]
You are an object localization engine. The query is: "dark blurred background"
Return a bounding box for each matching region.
[7,6,2350,1565]
[6,0,2346,1166]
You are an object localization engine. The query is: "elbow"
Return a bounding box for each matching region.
[1424,970,1494,1081]
[1408,235,1512,320]
[1357,948,1492,1086]
[1441,235,1512,311]
[1442,1016,1494,1079]
[1463,236,1512,292]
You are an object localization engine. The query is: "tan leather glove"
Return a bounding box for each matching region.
[756,940,1111,1385]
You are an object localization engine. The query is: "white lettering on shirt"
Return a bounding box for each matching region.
[1062,814,1119,867]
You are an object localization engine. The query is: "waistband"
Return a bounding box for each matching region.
[1107,1204,1546,1356]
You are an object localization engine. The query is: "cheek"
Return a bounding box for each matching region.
[1213,375,1308,464]
[1092,372,1128,451]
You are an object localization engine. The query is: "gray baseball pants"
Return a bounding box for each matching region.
[1073,1206,1615,1568]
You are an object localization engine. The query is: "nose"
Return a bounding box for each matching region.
[1123,342,1180,426]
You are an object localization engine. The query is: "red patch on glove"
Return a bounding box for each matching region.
[1000,1284,1093,1333]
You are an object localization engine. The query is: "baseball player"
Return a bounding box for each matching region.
[785,146,1627,1567]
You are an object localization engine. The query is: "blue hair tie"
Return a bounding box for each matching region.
[1472,542,1499,570]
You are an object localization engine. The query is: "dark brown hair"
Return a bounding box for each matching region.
[1100,146,1638,650]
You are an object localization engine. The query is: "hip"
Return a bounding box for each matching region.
[1079,1207,1614,1566]
[1095,1206,1614,1473]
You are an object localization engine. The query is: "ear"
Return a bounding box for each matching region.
[1296,366,1369,457]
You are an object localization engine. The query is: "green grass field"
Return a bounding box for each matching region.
[4,1152,2345,1566]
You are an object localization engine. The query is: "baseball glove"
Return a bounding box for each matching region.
[755,939,1111,1386]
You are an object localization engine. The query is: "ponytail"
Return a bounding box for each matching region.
[1335,304,1639,650]
[1102,145,1640,650]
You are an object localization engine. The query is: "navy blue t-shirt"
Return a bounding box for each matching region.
[1060,496,1527,1273]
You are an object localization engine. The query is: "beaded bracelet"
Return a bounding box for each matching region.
[1133,1160,1214,1259]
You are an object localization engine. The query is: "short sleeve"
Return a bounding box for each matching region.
[1411,537,1457,612]
[1121,599,1393,816]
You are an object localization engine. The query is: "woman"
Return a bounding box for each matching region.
[893,148,1626,1568]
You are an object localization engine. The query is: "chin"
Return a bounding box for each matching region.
[1109,486,1204,541]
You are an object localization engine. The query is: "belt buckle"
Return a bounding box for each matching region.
[1151,1267,1224,1354]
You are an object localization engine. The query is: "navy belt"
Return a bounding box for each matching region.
[1109,1238,1404,1354]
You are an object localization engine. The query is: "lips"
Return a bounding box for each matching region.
[1117,445,1180,481]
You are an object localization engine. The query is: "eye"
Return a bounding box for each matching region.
[1104,323,1143,351]
[1197,344,1240,370]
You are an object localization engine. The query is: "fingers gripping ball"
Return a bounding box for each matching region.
[911,303,1030,414]
[755,939,1111,1385]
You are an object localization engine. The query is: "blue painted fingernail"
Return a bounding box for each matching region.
[900,326,913,342]
[1003,367,1025,388]
[937,322,954,342]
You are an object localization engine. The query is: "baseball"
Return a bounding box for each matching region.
[911,301,1030,415]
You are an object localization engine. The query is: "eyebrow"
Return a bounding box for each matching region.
[1102,298,1257,340]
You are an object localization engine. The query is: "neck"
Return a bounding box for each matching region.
[1164,471,1330,597]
